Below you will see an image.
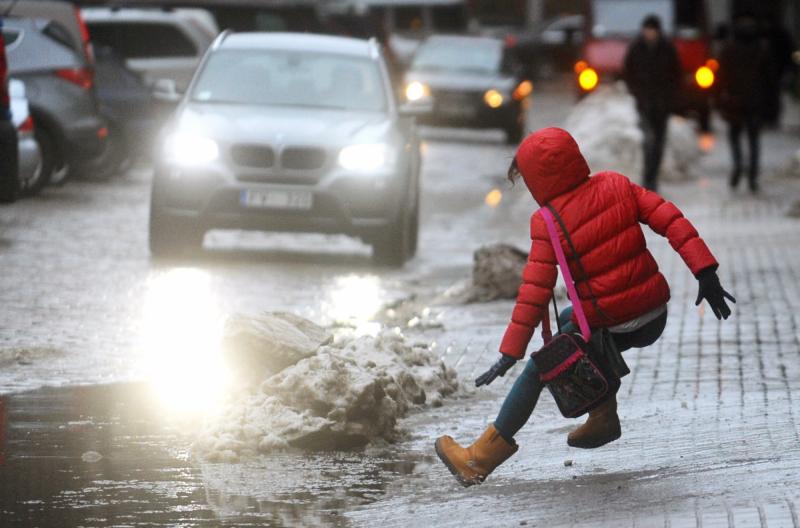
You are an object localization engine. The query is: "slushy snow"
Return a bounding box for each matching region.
[195,313,459,461]
[564,84,701,183]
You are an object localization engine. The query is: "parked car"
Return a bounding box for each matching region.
[574,0,714,130]
[0,17,17,203]
[403,35,531,143]
[0,0,94,65]
[10,79,43,196]
[3,17,109,189]
[93,43,157,172]
[150,32,423,266]
[82,8,219,92]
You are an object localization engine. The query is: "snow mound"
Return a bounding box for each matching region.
[564,84,701,183]
[195,314,459,460]
[456,243,528,302]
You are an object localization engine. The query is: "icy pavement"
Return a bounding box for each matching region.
[0,83,799,526]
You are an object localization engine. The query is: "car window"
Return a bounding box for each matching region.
[412,39,502,74]
[1,29,20,47]
[430,5,467,32]
[192,49,387,112]
[87,22,197,59]
[393,7,424,32]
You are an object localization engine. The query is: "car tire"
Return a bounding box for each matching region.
[371,201,413,267]
[24,128,56,196]
[148,186,204,258]
[0,120,19,203]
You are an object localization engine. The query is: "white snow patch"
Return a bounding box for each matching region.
[195,313,459,460]
[563,84,702,183]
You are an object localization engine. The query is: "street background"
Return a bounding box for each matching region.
[0,78,799,526]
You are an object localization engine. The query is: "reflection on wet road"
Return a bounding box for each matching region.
[0,383,424,526]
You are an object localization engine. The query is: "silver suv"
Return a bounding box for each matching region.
[149,32,423,266]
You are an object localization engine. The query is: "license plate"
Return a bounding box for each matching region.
[240,189,313,210]
[438,101,476,118]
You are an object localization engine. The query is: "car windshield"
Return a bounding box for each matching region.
[411,39,501,74]
[191,49,387,112]
[592,0,674,37]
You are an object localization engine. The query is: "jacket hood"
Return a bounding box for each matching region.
[515,128,590,205]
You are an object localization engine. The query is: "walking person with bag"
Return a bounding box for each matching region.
[435,128,735,487]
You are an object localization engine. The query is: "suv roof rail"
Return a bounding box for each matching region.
[211,28,232,50]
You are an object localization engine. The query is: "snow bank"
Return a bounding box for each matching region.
[461,243,528,302]
[195,313,459,461]
[563,84,701,183]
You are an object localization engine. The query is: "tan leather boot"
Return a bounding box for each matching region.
[567,394,621,449]
[435,424,518,487]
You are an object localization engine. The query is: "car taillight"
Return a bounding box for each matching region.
[74,7,95,64]
[55,68,93,90]
[18,115,33,133]
[695,65,714,89]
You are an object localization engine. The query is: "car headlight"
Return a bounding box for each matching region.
[405,81,430,102]
[483,89,504,108]
[338,144,389,172]
[165,133,219,165]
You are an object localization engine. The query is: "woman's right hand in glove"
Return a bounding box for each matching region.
[475,355,517,387]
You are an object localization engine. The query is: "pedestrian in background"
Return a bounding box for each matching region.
[434,128,735,487]
[761,15,796,128]
[717,12,771,193]
[623,15,682,192]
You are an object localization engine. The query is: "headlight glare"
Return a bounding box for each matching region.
[484,89,504,108]
[338,144,388,171]
[405,81,429,102]
[165,134,219,165]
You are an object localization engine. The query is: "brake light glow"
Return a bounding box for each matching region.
[574,60,589,74]
[55,68,93,90]
[578,67,599,92]
[695,66,714,89]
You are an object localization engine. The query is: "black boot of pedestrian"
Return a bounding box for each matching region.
[748,176,759,194]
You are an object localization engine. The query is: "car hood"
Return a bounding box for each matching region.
[173,103,395,146]
[404,69,516,93]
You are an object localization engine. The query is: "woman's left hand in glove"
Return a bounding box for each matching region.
[695,268,736,320]
[475,355,517,387]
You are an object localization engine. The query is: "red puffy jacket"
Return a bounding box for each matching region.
[499,128,718,360]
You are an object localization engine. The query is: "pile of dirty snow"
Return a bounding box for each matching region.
[461,243,528,302]
[564,84,701,183]
[194,313,459,461]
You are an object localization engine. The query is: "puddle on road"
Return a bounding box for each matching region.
[0,383,422,527]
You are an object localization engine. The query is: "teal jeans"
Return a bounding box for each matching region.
[493,307,667,443]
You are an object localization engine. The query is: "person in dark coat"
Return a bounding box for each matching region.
[717,12,771,192]
[623,15,682,192]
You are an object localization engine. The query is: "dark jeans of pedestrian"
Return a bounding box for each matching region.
[640,112,668,192]
[493,307,668,444]
[728,113,761,188]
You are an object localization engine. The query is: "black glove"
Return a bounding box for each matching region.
[475,355,517,387]
[695,268,736,320]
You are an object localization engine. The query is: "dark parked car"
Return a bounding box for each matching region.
[4,17,109,188]
[92,44,156,171]
[150,32,422,266]
[402,35,531,143]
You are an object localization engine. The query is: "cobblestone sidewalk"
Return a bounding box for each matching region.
[348,145,800,527]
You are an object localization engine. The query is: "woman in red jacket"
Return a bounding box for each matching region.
[436,128,734,487]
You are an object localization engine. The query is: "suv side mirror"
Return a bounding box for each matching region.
[152,78,182,103]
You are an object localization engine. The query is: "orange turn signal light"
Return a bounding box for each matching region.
[512,80,533,100]
[574,60,589,74]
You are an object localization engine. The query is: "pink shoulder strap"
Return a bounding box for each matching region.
[540,207,592,342]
